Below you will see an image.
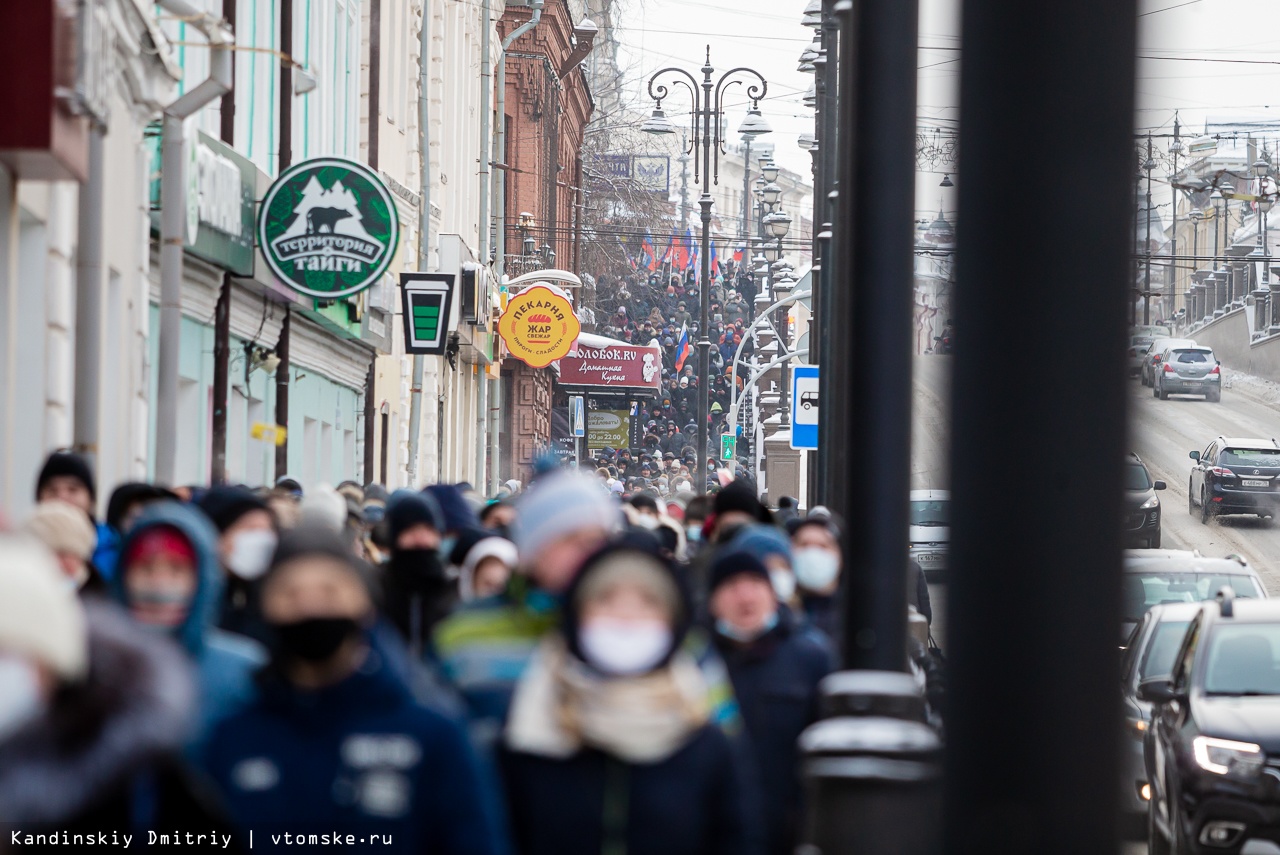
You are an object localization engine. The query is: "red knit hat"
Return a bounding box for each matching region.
[122,525,196,568]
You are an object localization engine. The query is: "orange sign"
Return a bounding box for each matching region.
[497,285,581,368]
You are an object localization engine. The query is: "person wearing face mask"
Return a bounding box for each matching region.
[788,515,845,639]
[706,550,835,855]
[202,525,508,854]
[501,541,764,855]
[0,536,238,837]
[425,483,481,563]
[112,502,266,747]
[196,486,279,647]
[23,499,108,596]
[728,524,800,611]
[381,490,455,657]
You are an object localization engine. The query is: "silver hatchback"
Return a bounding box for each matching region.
[1152,345,1221,402]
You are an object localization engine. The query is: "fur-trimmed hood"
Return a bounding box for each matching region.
[0,602,195,823]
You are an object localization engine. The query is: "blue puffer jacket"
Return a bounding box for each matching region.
[112,502,265,745]
[203,639,508,855]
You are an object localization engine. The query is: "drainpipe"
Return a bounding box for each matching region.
[72,126,105,473]
[154,0,233,485]
[494,0,545,280]
[407,0,433,486]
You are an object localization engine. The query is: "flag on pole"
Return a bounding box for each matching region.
[674,322,692,372]
[709,241,720,277]
[675,228,691,270]
[640,231,658,271]
[732,242,745,264]
[688,232,700,276]
[660,230,677,266]
[617,235,637,270]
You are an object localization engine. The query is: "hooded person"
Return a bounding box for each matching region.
[788,515,844,638]
[458,536,519,603]
[706,551,835,855]
[34,451,116,580]
[24,500,107,596]
[111,502,267,745]
[196,486,279,647]
[434,474,628,749]
[500,540,764,855]
[0,536,234,837]
[381,490,455,656]
[201,524,508,854]
[727,524,799,608]
[425,483,481,558]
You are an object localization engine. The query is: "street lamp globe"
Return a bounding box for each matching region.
[761,160,781,183]
[1261,195,1275,214]
[798,132,817,151]
[802,83,816,108]
[1255,155,1271,178]
[1189,207,1204,222]
[642,106,677,135]
[762,182,782,206]
[738,107,772,138]
[767,210,792,238]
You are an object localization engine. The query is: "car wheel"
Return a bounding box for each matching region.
[1149,531,1161,549]
[1201,488,1213,524]
[1188,481,1197,514]
[1152,382,1160,398]
[1142,369,1151,387]
[1148,792,1172,855]
[1207,389,1221,403]
[1159,384,1169,400]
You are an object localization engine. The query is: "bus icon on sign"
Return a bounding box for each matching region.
[800,391,819,411]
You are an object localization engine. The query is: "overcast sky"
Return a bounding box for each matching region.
[617,0,1280,221]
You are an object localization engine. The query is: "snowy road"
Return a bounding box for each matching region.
[1128,369,1280,595]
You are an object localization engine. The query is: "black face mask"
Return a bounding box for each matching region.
[271,617,360,662]
[389,549,447,585]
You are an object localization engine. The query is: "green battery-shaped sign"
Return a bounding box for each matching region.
[400,272,456,355]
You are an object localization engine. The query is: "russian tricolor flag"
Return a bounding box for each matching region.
[674,323,691,372]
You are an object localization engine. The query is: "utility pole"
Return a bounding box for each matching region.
[679,134,691,230]
[740,137,752,239]
[1143,133,1153,325]
[1170,116,1182,321]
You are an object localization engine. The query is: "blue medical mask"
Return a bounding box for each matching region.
[715,611,778,644]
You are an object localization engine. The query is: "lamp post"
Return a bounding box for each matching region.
[1169,118,1182,321]
[644,47,771,494]
[1189,207,1203,325]
[1141,135,1155,325]
[1213,183,1232,318]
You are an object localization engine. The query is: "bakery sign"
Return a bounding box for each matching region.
[558,335,663,394]
[496,284,581,368]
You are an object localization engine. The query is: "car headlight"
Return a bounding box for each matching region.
[1192,736,1265,776]
[1126,716,1149,739]
[1140,495,1160,510]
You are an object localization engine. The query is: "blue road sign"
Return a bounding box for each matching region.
[570,396,585,438]
[791,365,819,450]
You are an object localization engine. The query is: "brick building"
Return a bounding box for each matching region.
[497,0,595,483]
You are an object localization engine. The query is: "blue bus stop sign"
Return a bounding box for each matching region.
[791,365,819,450]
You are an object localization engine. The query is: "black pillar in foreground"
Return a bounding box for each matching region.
[839,0,918,672]
[944,2,1136,853]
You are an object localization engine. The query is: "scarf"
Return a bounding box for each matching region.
[505,636,709,764]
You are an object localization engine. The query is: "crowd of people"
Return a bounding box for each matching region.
[588,265,766,492]
[0,449,939,854]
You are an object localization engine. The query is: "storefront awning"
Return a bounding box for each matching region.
[558,333,663,395]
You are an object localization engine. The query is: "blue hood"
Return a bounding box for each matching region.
[111,501,223,657]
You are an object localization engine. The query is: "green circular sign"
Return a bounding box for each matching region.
[257,157,400,300]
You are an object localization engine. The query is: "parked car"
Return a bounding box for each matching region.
[1189,438,1280,523]
[1143,593,1280,854]
[1153,345,1221,402]
[1142,337,1197,386]
[908,489,949,581]
[1125,452,1166,548]
[1122,550,1266,641]
[1121,602,1202,838]
[1130,335,1156,378]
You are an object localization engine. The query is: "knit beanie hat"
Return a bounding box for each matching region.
[24,501,97,560]
[386,490,446,544]
[512,473,623,563]
[708,549,772,594]
[35,452,96,503]
[713,480,772,524]
[196,486,271,533]
[728,523,793,567]
[0,535,88,679]
[121,525,197,568]
[424,484,480,534]
[106,483,178,533]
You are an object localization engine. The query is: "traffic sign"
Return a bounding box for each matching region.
[401,273,455,355]
[570,396,585,438]
[791,364,819,450]
[721,433,736,462]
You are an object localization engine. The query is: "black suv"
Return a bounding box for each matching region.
[1143,594,1280,854]
[1189,437,1280,524]
[1126,452,1166,548]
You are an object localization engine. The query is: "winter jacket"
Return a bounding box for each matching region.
[801,592,840,641]
[92,521,119,580]
[202,637,506,855]
[381,549,459,655]
[501,727,762,855]
[113,502,267,745]
[713,609,837,855]
[0,603,236,843]
[434,577,741,754]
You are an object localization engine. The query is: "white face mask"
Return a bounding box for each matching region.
[227,529,278,580]
[686,525,702,543]
[770,569,797,602]
[793,547,840,592]
[579,619,673,676]
[0,656,46,743]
